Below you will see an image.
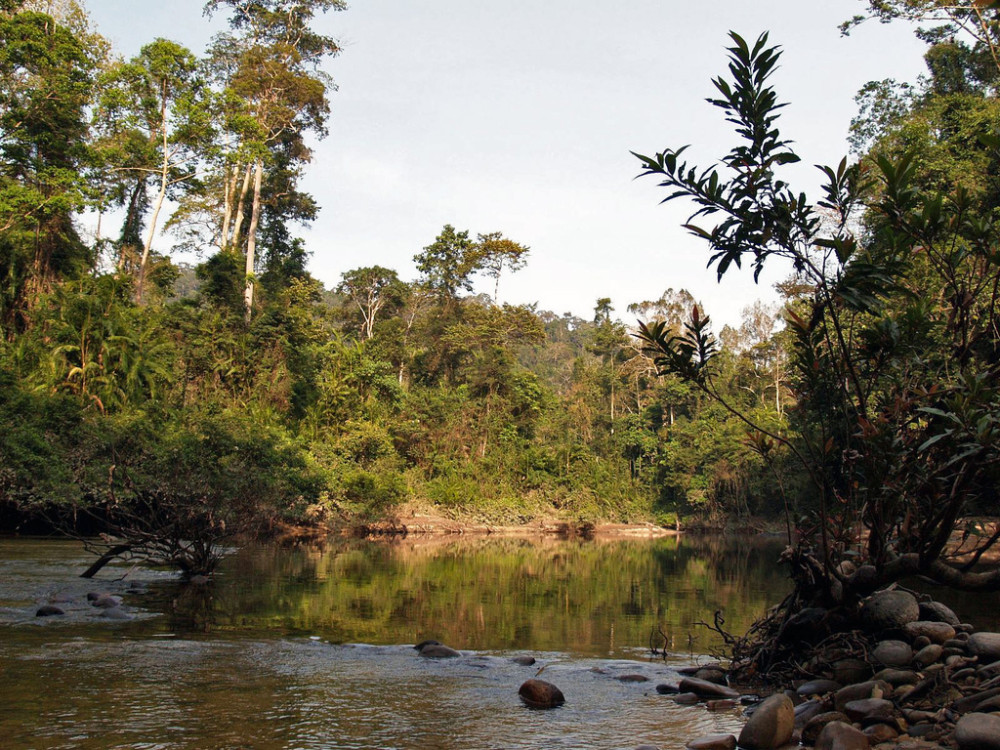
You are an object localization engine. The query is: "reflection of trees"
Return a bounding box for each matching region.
[160,537,790,656]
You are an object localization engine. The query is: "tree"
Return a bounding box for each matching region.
[93,38,210,301]
[336,265,405,340]
[634,31,1000,679]
[414,224,481,303]
[0,3,97,334]
[204,0,345,321]
[476,231,529,303]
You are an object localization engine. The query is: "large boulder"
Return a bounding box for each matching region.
[955,713,1000,750]
[518,679,565,708]
[738,694,795,750]
[860,590,919,633]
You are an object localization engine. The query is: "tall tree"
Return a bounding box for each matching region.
[476,231,529,303]
[204,0,344,321]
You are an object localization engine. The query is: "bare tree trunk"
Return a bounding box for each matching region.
[230,163,253,250]
[136,85,170,303]
[244,159,264,322]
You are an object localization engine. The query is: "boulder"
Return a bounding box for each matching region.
[511,656,536,666]
[35,604,64,617]
[919,600,961,627]
[815,721,870,750]
[904,620,956,644]
[737,694,795,750]
[913,644,944,668]
[860,590,919,632]
[656,683,680,694]
[831,658,872,685]
[694,666,728,685]
[678,677,740,700]
[794,700,828,729]
[834,681,891,712]
[686,734,736,750]
[843,698,894,722]
[957,712,1000,750]
[969,633,1000,662]
[416,642,460,658]
[797,679,841,697]
[873,640,912,668]
[518,679,565,708]
[802,712,851,745]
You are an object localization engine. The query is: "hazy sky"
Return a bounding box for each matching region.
[84,1,928,327]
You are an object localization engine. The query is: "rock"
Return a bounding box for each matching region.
[656,683,680,694]
[636,746,660,750]
[919,600,961,627]
[956,687,1000,714]
[694,667,728,685]
[956,713,1000,750]
[416,643,460,658]
[798,679,842,697]
[795,700,828,729]
[969,633,1000,662]
[86,591,105,602]
[511,656,536,666]
[815,721,870,750]
[686,734,736,750]
[904,620,956,644]
[861,590,920,633]
[849,565,879,594]
[35,604,64,617]
[188,574,210,585]
[678,677,740,700]
[706,699,738,711]
[873,640,913,668]
[843,698,894,722]
[872,669,919,687]
[863,724,898,744]
[802,712,852,745]
[832,658,873,685]
[834,681,891,712]
[91,594,122,609]
[973,695,1000,713]
[100,606,132,620]
[672,692,701,704]
[913,644,943,668]
[518,679,564,708]
[738,694,795,750]
[617,674,649,683]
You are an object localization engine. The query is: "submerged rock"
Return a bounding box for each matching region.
[738,693,794,750]
[511,656,536,666]
[416,643,460,658]
[518,678,564,708]
[35,604,65,617]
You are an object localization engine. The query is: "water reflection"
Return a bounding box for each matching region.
[148,534,791,657]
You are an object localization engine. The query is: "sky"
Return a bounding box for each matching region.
[83,1,929,328]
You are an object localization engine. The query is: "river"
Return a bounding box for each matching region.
[2,534,997,749]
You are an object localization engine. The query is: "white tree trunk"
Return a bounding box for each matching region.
[244,159,264,322]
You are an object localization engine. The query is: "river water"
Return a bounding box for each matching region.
[2,534,996,749]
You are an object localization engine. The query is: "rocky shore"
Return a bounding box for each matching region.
[651,588,1000,750]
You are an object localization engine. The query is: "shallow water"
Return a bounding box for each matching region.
[2,534,996,749]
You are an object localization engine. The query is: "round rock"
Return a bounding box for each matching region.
[797,679,841,698]
[802,711,851,745]
[873,640,912,668]
[861,590,920,632]
[914,643,944,668]
[737,694,794,750]
[518,678,565,708]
